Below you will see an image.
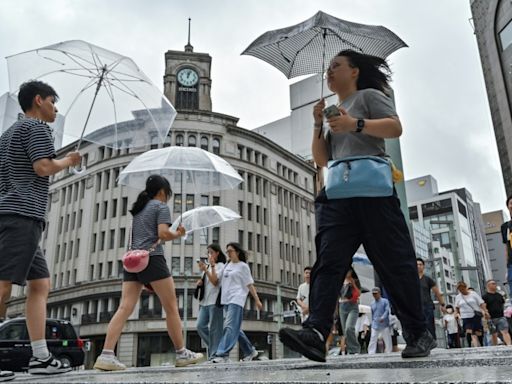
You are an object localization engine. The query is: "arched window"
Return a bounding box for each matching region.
[150,136,159,150]
[212,138,220,155]
[200,136,208,151]
[176,134,184,147]
[163,135,171,147]
[188,135,196,147]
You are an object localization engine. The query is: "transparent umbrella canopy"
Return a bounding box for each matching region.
[0,91,66,148]
[117,146,243,193]
[6,40,176,151]
[170,205,241,234]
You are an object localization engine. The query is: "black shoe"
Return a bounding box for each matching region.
[401,330,437,358]
[279,327,326,362]
[28,354,72,375]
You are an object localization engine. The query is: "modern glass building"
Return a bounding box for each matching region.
[471,0,512,196]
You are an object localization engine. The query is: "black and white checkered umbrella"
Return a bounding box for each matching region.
[242,11,407,93]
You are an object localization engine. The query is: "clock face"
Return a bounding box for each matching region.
[177,68,199,87]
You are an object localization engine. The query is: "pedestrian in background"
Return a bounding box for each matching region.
[196,244,226,359]
[339,267,361,354]
[296,267,311,322]
[368,287,392,354]
[356,310,371,353]
[500,195,512,296]
[442,305,460,348]
[0,80,82,379]
[482,279,512,346]
[210,243,262,363]
[94,175,202,370]
[455,281,489,347]
[417,258,446,338]
[279,50,433,363]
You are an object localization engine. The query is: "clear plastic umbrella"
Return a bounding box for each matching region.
[6,40,176,153]
[0,91,66,148]
[117,146,243,193]
[170,205,241,234]
[0,92,20,135]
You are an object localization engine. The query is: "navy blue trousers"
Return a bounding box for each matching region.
[303,189,426,339]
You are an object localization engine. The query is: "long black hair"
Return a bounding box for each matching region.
[347,266,362,290]
[337,50,392,96]
[226,242,247,263]
[208,243,227,264]
[130,175,172,216]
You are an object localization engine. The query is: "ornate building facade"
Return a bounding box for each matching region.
[7,42,317,367]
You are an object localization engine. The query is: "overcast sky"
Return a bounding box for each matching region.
[0,0,505,213]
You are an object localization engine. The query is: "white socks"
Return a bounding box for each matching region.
[100,349,116,358]
[31,339,50,360]
[176,347,186,356]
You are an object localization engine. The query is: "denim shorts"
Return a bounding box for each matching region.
[0,214,50,286]
[490,317,509,333]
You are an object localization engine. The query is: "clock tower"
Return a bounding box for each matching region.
[163,20,212,112]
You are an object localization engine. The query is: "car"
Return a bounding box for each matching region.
[0,318,85,371]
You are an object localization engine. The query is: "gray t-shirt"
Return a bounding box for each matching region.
[131,200,172,256]
[326,88,397,160]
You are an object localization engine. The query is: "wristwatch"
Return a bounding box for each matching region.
[356,119,365,133]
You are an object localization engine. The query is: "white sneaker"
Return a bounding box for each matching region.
[210,356,230,363]
[175,349,203,367]
[241,349,259,362]
[93,355,126,371]
[0,371,14,382]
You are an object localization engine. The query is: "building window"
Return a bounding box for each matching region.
[96,173,102,192]
[238,230,244,247]
[212,196,220,206]
[186,194,194,211]
[122,197,128,216]
[247,174,253,192]
[109,229,115,249]
[112,199,118,218]
[500,20,512,51]
[184,257,193,275]
[238,201,244,217]
[176,134,184,147]
[171,257,180,275]
[247,203,252,221]
[119,228,126,248]
[201,136,208,150]
[212,138,220,155]
[212,227,220,244]
[100,231,105,251]
[248,232,253,251]
[173,194,182,214]
[188,135,196,147]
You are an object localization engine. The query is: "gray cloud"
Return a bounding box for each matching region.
[0,0,505,212]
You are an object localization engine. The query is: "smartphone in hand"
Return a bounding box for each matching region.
[323,105,341,119]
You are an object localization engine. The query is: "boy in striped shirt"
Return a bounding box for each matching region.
[0,81,81,377]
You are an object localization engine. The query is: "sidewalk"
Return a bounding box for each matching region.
[12,346,512,383]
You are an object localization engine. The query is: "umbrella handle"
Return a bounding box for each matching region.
[71,165,87,175]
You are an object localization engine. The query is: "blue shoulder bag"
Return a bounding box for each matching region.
[325,155,393,199]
